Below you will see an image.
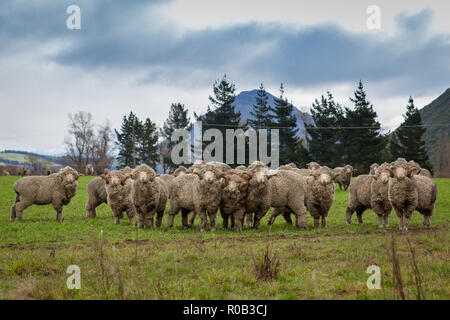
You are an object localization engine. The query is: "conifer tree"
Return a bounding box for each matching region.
[161,103,191,172]
[115,111,142,168]
[340,81,387,173]
[272,83,302,165]
[138,117,159,168]
[390,97,432,171]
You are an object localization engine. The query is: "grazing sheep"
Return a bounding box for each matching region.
[269,166,335,228]
[85,177,108,218]
[168,164,225,231]
[85,164,94,176]
[388,159,437,231]
[409,160,432,178]
[333,165,353,190]
[246,162,308,229]
[131,164,168,228]
[10,166,82,222]
[17,165,29,177]
[369,163,379,175]
[345,163,392,227]
[307,162,320,170]
[220,170,252,231]
[101,169,136,225]
[4,170,10,176]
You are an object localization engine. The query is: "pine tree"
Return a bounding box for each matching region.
[341,81,387,173]
[272,83,302,165]
[161,103,191,172]
[194,74,244,165]
[390,97,432,171]
[249,83,273,129]
[138,117,159,168]
[306,91,344,168]
[115,111,142,168]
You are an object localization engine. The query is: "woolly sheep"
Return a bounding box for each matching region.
[85,167,131,218]
[131,164,168,228]
[345,163,392,227]
[168,164,225,231]
[409,160,432,178]
[101,169,136,225]
[10,166,82,222]
[220,170,252,231]
[369,163,379,175]
[85,164,94,176]
[17,165,29,177]
[246,162,308,229]
[306,162,320,170]
[388,159,437,231]
[269,166,335,228]
[333,165,353,190]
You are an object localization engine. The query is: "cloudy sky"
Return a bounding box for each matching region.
[0,0,449,154]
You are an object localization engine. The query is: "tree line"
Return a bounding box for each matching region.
[63,75,432,175]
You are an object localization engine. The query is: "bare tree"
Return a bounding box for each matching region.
[64,112,113,174]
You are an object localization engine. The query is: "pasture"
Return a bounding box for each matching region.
[0,176,448,299]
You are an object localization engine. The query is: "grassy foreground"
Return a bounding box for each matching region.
[0,176,448,299]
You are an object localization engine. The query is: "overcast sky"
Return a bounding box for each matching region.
[0,0,449,154]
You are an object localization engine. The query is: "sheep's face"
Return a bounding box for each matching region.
[345,165,353,174]
[312,167,333,186]
[375,163,391,184]
[102,170,131,186]
[58,166,82,184]
[131,165,157,184]
[194,166,224,184]
[224,171,251,194]
[307,162,320,170]
[391,160,417,180]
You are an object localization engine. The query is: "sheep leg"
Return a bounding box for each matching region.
[245,212,253,228]
[338,182,342,191]
[356,209,363,225]
[283,211,293,225]
[220,209,229,230]
[198,209,208,232]
[127,206,136,226]
[145,211,154,228]
[383,213,389,228]
[166,203,179,229]
[155,209,164,228]
[230,215,235,228]
[10,193,19,221]
[393,207,404,231]
[14,198,32,222]
[321,215,327,228]
[207,211,217,232]
[345,206,354,224]
[85,198,100,218]
[403,209,415,232]
[422,214,431,228]
[233,209,246,232]
[377,215,384,228]
[267,208,281,226]
[181,210,190,229]
[188,212,196,227]
[53,203,63,222]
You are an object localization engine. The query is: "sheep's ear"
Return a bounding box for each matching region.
[407,165,418,177]
[77,173,84,179]
[192,171,202,179]
[238,182,248,192]
[101,173,110,184]
[57,174,63,182]
[267,170,278,179]
[121,173,132,185]
[239,172,252,181]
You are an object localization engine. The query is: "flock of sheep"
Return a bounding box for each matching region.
[9,157,437,232]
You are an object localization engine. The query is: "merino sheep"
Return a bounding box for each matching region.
[10,166,82,222]
[345,163,392,227]
[269,166,335,228]
[85,164,94,176]
[235,165,247,171]
[131,164,168,228]
[220,170,252,231]
[168,164,225,231]
[85,167,131,219]
[101,169,136,225]
[307,162,320,170]
[333,165,353,190]
[17,165,29,177]
[409,160,432,178]
[246,161,308,229]
[369,163,379,175]
[172,165,190,177]
[388,159,437,231]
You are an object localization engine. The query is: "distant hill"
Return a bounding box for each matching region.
[0,150,63,169]
[419,88,450,177]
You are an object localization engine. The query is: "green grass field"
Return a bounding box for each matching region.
[0,176,448,299]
